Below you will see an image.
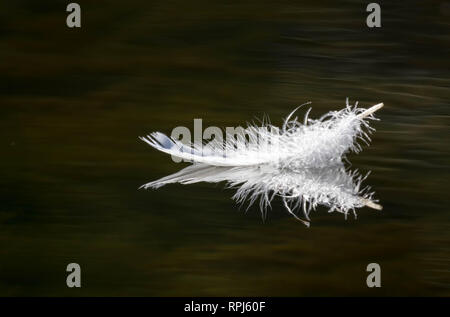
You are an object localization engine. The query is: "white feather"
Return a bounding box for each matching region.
[140,100,383,226]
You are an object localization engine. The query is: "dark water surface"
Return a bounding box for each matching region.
[1,1,449,295]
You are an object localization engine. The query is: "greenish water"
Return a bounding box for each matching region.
[0,0,449,296]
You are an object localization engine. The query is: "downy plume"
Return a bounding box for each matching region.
[140,99,383,226]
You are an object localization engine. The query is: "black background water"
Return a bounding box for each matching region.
[1,0,449,295]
